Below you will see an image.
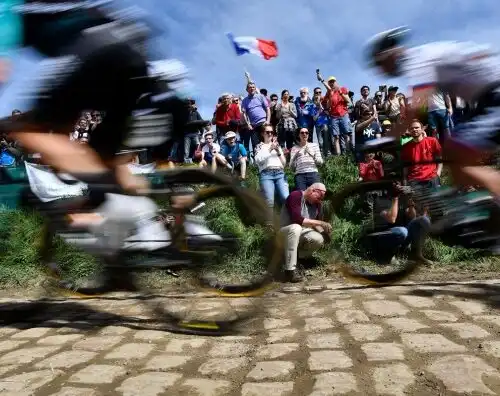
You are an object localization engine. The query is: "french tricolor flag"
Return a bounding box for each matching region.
[227,33,279,60]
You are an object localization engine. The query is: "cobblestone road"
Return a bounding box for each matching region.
[0,280,499,395]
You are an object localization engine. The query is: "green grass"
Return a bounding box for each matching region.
[0,155,498,289]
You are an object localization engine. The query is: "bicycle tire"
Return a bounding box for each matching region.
[139,170,282,334]
[180,184,282,296]
[39,167,282,334]
[326,179,424,284]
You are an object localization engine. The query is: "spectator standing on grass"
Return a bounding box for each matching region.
[354,85,377,121]
[214,93,241,143]
[348,91,356,123]
[183,99,204,163]
[311,87,331,156]
[275,90,298,150]
[254,124,289,209]
[279,183,331,283]
[241,82,270,157]
[221,131,247,185]
[427,90,453,146]
[294,87,315,142]
[269,93,279,132]
[354,109,381,161]
[260,88,270,106]
[374,90,387,121]
[401,119,442,190]
[385,86,405,124]
[317,72,352,155]
[289,127,323,191]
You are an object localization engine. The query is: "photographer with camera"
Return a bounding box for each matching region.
[362,182,432,266]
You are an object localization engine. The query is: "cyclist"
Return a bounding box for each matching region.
[0,4,195,202]
[365,26,500,252]
[0,1,221,289]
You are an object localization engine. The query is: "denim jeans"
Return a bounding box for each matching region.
[184,133,200,162]
[260,169,289,208]
[294,172,320,191]
[428,109,452,146]
[366,216,431,264]
[315,124,331,156]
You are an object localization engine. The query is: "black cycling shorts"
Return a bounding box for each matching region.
[2,27,151,160]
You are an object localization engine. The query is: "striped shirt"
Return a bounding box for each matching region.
[289,143,323,174]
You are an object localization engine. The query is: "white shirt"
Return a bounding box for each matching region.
[202,142,220,155]
[403,41,500,102]
[254,142,284,173]
[427,91,447,112]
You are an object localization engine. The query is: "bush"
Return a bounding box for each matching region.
[0,156,497,287]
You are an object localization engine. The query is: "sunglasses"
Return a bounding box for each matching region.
[300,131,309,135]
[314,91,321,95]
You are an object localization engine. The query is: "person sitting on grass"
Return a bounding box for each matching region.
[199,131,232,173]
[220,131,247,185]
[362,182,432,266]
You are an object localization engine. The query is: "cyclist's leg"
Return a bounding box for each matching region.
[4,32,149,193]
[444,88,500,198]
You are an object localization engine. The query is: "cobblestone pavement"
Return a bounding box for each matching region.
[0,280,500,395]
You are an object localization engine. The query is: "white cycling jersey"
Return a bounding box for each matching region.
[402,41,500,103]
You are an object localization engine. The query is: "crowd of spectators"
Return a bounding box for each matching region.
[69,110,103,144]
[142,69,469,281]
[40,72,472,282]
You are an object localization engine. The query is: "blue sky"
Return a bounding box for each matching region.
[1,0,500,119]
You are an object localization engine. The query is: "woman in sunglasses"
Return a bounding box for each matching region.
[289,127,324,190]
[254,124,289,208]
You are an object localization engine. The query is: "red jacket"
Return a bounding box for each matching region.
[359,159,384,181]
[214,103,241,132]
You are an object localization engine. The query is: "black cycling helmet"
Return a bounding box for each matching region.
[365,26,411,69]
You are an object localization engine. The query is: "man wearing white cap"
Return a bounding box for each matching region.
[221,131,248,183]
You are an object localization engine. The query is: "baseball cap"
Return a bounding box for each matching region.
[327,76,336,82]
[224,131,237,139]
[382,120,392,126]
[388,85,399,92]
